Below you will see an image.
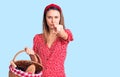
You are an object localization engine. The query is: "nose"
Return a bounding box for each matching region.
[51,18,55,24]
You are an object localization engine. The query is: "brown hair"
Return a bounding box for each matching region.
[42,4,65,43]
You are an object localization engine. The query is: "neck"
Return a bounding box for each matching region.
[49,28,56,35]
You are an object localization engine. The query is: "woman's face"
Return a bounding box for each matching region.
[46,9,60,29]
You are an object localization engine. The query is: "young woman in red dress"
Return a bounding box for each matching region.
[25,3,73,77]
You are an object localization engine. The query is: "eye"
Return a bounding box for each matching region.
[47,16,52,19]
[55,16,59,19]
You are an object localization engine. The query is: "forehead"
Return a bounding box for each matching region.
[46,9,60,16]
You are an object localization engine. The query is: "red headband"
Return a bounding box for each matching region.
[44,4,62,13]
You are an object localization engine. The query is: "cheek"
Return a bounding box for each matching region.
[58,18,61,22]
[55,18,60,23]
[46,19,51,24]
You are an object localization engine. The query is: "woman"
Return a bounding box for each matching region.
[26,3,73,77]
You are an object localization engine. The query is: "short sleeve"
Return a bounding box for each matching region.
[60,29,73,44]
[33,34,39,54]
[65,29,73,42]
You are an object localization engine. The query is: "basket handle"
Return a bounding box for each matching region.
[12,50,41,64]
[13,50,25,61]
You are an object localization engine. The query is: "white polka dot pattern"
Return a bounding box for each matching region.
[33,29,73,77]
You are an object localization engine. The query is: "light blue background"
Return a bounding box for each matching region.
[0,0,120,77]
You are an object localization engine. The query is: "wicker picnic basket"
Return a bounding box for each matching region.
[9,50,43,77]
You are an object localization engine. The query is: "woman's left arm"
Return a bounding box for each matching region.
[55,25,68,40]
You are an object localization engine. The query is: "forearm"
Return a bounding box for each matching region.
[57,29,68,40]
[29,54,38,63]
[25,47,39,62]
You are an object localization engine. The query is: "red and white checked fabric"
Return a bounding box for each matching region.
[9,65,42,77]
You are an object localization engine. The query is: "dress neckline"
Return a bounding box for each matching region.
[46,37,58,49]
[40,34,58,49]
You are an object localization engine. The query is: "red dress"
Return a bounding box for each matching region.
[33,29,73,77]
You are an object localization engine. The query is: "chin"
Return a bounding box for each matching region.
[49,26,54,29]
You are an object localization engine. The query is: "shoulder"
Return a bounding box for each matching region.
[33,33,43,42]
[64,29,73,37]
[34,34,42,38]
[65,29,72,33]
